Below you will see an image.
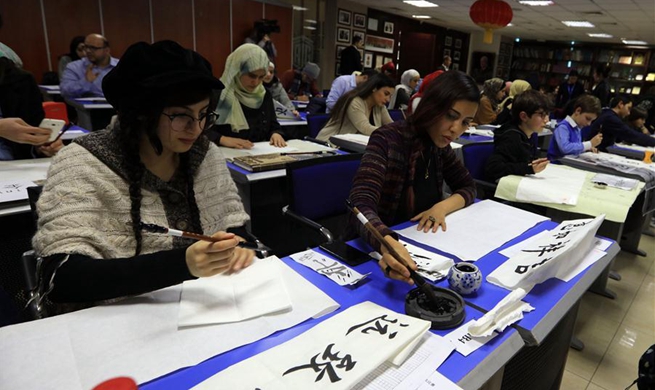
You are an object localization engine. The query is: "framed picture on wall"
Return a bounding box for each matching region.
[357,48,364,59]
[368,18,378,31]
[354,13,366,29]
[374,54,384,69]
[353,30,365,43]
[335,62,341,76]
[364,52,373,68]
[453,51,461,61]
[338,9,352,26]
[337,28,351,43]
[455,38,462,49]
[445,36,452,46]
[383,56,392,64]
[364,35,394,54]
[383,21,394,35]
[444,48,451,57]
[336,45,347,59]
[452,63,459,71]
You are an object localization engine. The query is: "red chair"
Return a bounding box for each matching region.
[42,102,69,124]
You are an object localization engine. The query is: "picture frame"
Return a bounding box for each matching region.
[383,56,392,64]
[364,35,395,54]
[444,48,451,57]
[453,51,461,61]
[368,18,378,31]
[335,61,341,77]
[336,45,347,59]
[374,54,384,69]
[337,28,351,43]
[352,30,365,43]
[338,9,352,26]
[357,48,364,59]
[452,63,459,71]
[455,38,462,49]
[364,52,373,68]
[445,36,452,47]
[354,13,366,29]
[383,21,394,35]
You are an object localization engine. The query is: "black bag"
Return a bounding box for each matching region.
[626,344,655,390]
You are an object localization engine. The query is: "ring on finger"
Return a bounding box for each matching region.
[428,216,436,224]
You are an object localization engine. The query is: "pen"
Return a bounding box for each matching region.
[345,199,441,306]
[280,151,336,156]
[139,222,269,254]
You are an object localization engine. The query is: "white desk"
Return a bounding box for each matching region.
[65,98,115,130]
[0,158,51,216]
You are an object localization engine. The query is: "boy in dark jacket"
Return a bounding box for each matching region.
[485,89,550,182]
[588,95,655,151]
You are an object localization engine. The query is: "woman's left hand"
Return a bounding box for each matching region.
[410,204,447,233]
[270,133,287,147]
[36,138,64,157]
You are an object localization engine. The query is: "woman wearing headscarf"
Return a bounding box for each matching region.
[494,79,531,125]
[263,61,299,117]
[407,70,444,114]
[214,44,285,149]
[472,77,505,125]
[389,69,419,110]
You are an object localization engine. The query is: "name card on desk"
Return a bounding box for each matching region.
[0,180,36,203]
[487,215,605,291]
[290,249,369,286]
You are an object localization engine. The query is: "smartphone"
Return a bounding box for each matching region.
[319,241,371,266]
[39,119,66,142]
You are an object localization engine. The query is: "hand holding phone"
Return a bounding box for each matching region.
[39,119,66,143]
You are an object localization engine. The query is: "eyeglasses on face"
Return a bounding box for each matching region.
[83,45,107,52]
[161,111,218,132]
[533,111,549,119]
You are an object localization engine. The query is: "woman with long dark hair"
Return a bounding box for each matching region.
[316,73,395,142]
[58,36,85,79]
[349,71,479,284]
[32,41,254,312]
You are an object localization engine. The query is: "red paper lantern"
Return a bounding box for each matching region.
[469,0,513,44]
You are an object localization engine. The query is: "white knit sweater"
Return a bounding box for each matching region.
[33,140,249,259]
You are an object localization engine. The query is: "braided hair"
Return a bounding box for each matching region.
[116,85,212,255]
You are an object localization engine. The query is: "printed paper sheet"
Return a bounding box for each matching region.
[290,249,369,286]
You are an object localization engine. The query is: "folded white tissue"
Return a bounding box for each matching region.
[467,288,535,338]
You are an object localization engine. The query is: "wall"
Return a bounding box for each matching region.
[467,30,502,76]
[0,0,292,82]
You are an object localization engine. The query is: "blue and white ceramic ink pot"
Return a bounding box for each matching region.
[447,262,482,295]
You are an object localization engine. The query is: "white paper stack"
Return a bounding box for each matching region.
[515,164,586,205]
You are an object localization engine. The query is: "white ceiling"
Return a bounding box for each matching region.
[350,0,655,45]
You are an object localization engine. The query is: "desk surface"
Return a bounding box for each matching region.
[67,97,114,110]
[0,158,51,216]
[38,84,61,95]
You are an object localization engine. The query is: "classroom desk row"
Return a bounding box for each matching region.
[0,212,620,390]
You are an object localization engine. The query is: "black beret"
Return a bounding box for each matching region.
[103,40,223,110]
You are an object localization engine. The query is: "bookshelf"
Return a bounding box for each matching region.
[509,40,655,98]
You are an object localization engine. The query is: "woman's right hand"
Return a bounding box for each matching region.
[379,235,416,285]
[219,136,254,149]
[531,158,549,174]
[185,232,241,277]
[590,133,603,147]
[0,118,52,145]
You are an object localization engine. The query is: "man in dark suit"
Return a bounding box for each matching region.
[339,36,363,76]
[436,55,451,72]
[555,69,585,108]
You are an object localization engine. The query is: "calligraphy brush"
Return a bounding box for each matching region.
[139,222,270,254]
[345,199,442,307]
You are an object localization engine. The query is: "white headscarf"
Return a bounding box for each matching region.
[389,69,419,109]
[215,44,269,132]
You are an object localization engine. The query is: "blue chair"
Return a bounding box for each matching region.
[282,153,362,246]
[307,113,331,138]
[461,142,497,199]
[388,109,405,122]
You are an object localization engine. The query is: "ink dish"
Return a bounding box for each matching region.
[405,285,465,330]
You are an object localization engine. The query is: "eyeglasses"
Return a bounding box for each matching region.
[533,111,549,119]
[83,45,107,52]
[161,111,218,132]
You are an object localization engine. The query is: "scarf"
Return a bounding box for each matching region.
[215,44,269,132]
[389,69,419,109]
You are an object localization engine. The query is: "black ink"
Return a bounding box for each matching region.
[346,314,409,339]
[523,241,569,257]
[283,344,356,383]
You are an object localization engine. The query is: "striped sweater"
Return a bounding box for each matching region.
[349,121,476,251]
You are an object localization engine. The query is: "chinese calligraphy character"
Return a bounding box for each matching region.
[313,259,352,281]
[283,343,356,383]
[522,241,569,257]
[458,333,473,344]
[515,257,553,274]
[346,314,409,339]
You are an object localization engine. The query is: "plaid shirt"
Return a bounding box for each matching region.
[349,121,476,251]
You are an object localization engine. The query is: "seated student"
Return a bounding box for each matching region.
[407,70,444,114]
[494,79,531,126]
[214,44,286,149]
[485,89,550,183]
[0,57,63,159]
[348,71,479,284]
[326,69,375,113]
[32,41,254,311]
[315,73,394,142]
[389,69,420,110]
[263,61,299,118]
[58,36,85,80]
[588,95,655,151]
[547,94,603,161]
[626,107,650,135]
[280,62,322,102]
[472,78,505,125]
[60,33,119,99]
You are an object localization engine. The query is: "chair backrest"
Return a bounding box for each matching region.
[388,109,405,122]
[461,142,495,180]
[42,101,69,124]
[286,153,362,221]
[307,113,332,138]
